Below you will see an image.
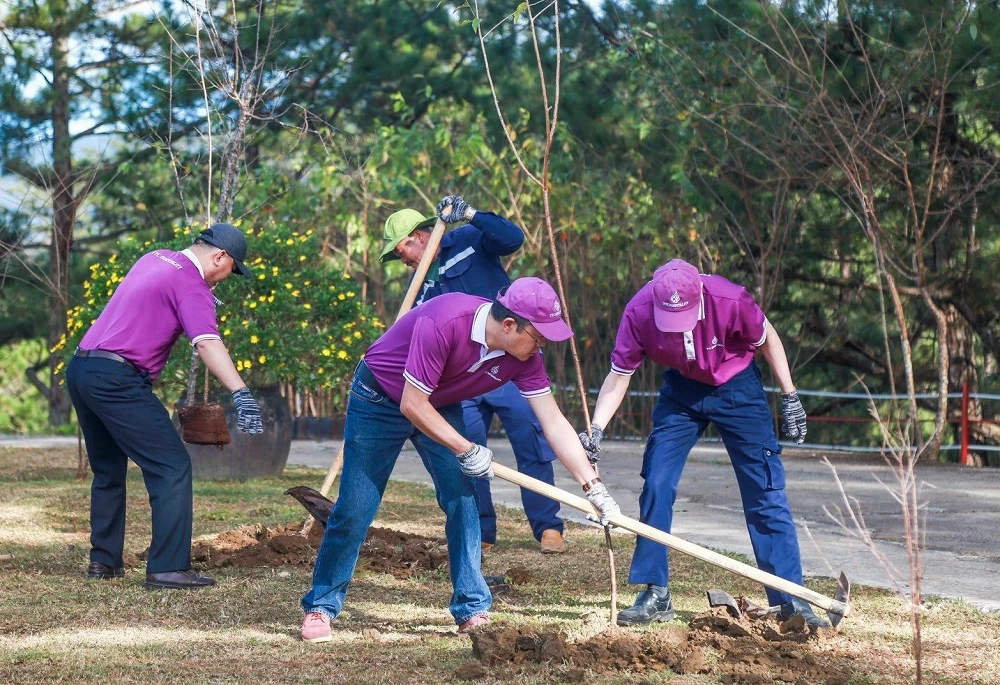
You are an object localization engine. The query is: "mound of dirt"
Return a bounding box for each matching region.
[469,608,854,684]
[190,521,448,578]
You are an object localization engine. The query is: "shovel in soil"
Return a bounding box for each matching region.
[490,463,853,628]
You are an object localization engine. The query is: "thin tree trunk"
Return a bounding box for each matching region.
[47,8,74,426]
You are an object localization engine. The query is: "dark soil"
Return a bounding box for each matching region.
[190,521,448,579]
[468,607,854,684]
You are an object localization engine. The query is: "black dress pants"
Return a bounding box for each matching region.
[66,356,193,573]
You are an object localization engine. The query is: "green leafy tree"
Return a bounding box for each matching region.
[0,0,165,424]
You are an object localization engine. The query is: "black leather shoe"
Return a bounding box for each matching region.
[778,598,832,629]
[87,562,124,580]
[145,569,217,590]
[617,585,675,625]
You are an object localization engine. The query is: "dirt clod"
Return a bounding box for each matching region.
[469,614,853,684]
[504,565,533,584]
[189,521,447,578]
[453,662,488,681]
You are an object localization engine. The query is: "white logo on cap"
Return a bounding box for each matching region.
[662,290,689,309]
[551,301,562,317]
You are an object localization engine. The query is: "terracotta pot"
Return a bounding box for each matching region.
[174,385,292,480]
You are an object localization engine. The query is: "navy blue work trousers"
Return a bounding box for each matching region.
[461,382,563,543]
[630,362,804,606]
[66,356,194,574]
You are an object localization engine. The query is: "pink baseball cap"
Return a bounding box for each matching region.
[652,259,702,332]
[496,277,574,342]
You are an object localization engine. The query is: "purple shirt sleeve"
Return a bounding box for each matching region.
[511,354,552,397]
[609,302,647,376]
[403,315,449,395]
[725,288,767,351]
[176,289,220,342]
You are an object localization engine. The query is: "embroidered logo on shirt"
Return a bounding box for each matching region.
[487,364,502,381]
[706,335,723,351]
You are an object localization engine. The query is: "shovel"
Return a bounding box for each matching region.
[491,462,852,628]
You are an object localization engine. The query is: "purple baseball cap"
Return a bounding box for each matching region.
[652,259,702,332]
[496,277,574,342]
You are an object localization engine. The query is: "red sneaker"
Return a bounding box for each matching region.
[301,611,332,643]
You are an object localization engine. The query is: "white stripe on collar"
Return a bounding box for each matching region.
[181,248,206,281]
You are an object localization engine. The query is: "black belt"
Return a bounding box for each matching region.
[355,360,386,395]
[74,348,140,373]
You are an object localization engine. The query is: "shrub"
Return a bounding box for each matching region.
[58,220,384,407]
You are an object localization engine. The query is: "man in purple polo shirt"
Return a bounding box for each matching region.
[66,223,264,590]
[578,259,826,628]
[300,277,620,643]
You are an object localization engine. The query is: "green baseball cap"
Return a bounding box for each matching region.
[379,209,437,263]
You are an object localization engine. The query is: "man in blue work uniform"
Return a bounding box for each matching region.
[379,195,566,553]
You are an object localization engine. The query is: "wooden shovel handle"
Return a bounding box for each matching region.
[491,462,850,618]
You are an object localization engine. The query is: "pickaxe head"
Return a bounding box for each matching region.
[826,571,852,629]
[706,589,742,618]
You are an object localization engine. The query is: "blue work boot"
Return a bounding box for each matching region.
[617,585,675,626]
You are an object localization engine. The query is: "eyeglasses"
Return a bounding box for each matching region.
[522,327,546,348]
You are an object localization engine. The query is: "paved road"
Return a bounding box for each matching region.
[287,439,1000,612]
[7,435,999,611]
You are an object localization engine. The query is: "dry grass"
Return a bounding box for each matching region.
[0,446,997,684]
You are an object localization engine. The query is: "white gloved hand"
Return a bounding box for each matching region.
[456,444,494,479]
[585,482,620,526]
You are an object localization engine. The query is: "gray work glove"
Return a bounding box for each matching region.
[781,391,807,444]
[456,444,494,479]
[585,482,620,526]
[578,423,604,464]
[436,194,475,224]
[232,387,263,434]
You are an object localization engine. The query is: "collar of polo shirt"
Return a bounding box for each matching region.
[181,248,206,281]
[468,302,506,371]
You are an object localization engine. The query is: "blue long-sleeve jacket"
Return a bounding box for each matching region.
[413,211,524,305]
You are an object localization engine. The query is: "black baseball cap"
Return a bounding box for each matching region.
[198,223,252,278]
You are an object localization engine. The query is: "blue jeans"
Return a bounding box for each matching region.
[301,362,490,624]
[462,383,563,543]
[629,362,804,607]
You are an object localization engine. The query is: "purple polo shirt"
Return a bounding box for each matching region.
[363,293,552,408]
[79,250,220,379]
[610,274,767,386]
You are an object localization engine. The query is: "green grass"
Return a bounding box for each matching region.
[0,446,997,684]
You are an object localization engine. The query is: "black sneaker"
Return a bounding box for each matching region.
[145,569,217,590]
[778,598,831,629]
[87,562,124,580]
[617,585,675,626]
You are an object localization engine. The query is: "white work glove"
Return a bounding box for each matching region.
[585,482,620,526]
[456,444,494,479]
[578,423,604,464]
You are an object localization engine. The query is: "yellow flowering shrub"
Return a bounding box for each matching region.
[62,221,384,399]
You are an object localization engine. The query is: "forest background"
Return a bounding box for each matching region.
[2,0,999,463]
